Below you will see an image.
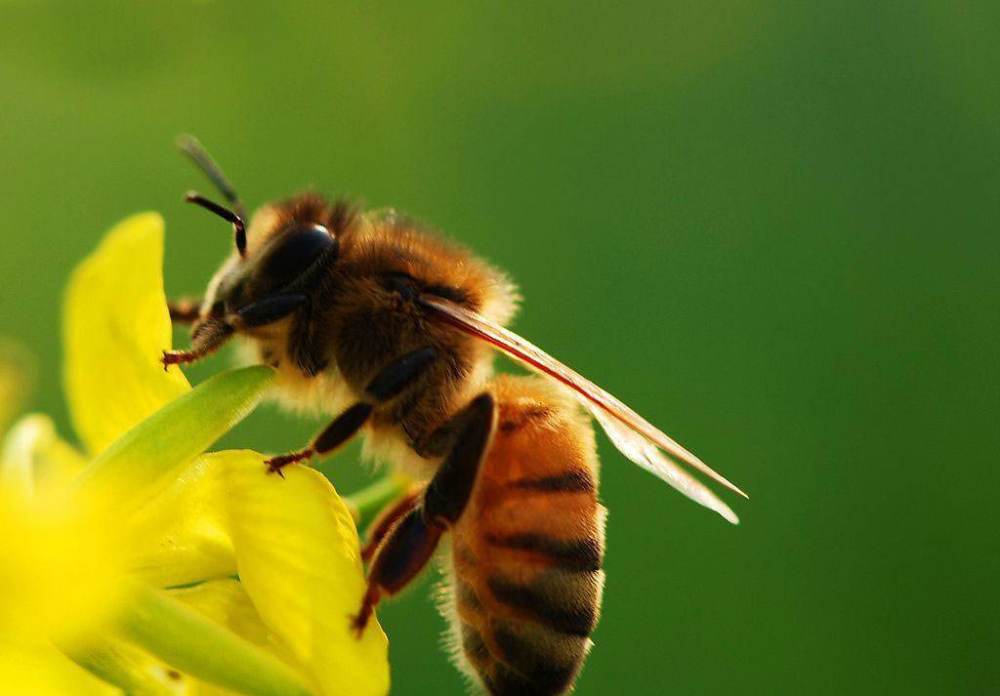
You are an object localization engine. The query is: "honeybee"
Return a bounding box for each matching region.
[164,136,746,695]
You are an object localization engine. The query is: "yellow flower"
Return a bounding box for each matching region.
[0,340,33,434]
[0,214,390,695]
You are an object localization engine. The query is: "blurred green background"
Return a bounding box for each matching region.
[1,2,997,693]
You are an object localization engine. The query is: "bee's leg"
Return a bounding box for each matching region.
[163,295,307,371]
[167,297,202,325]
[360,484,424,563]
[232,294,307,329]
[265,402,373,474]
[351,506,443,636]
[161,319,234,369]
[351,393,495,636]
[420,393,495,526]
[290,320,326,376]
[265,346,438,474]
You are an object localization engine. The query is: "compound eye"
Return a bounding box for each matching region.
[262,224,336,287]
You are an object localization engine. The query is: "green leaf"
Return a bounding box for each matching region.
[118,583,313,696]
[72,366,274,516]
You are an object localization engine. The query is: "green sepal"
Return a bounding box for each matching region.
[72,366,274,516]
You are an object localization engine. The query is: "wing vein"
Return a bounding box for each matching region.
[420,296,747,520]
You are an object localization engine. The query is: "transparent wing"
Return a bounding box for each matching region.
[419,296,746,523]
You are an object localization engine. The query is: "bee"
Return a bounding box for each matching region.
[164,136,747,695]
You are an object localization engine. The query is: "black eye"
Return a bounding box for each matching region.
[262,224,336,287]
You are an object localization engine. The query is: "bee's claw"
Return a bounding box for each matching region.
[162,349,198,370]
[265,449,314,477]
[350,611,368,639]
[350,587,378,639]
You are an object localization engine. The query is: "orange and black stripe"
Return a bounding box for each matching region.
[446,374,606,695]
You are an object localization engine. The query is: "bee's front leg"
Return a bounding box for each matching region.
[164,294,307,371]
[161,318,234,370]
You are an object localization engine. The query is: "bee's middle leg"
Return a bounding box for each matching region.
[351,392,495,635]
[265,346,438,474]
[167,297,202,325]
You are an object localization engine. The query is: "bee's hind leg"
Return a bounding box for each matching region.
[351,393,495,636]
[265,346,438,475]
[360,485,425,563]
[419,393,496,526]
[351,507,443,636]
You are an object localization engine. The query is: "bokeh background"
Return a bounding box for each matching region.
[1,2,997,694]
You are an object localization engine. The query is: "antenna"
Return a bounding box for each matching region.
[176,134,247,220]
[184,191,247,256]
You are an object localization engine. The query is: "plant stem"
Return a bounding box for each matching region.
[344,473,411,527]
[117,583,313,696]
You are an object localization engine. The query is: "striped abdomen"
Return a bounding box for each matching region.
[444,375,606,695]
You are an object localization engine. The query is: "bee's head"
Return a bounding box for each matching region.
[175,136,358,339]
[163,136,360,371]
[194,193,353,324]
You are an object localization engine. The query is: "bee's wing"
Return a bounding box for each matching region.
[420,296,746,524]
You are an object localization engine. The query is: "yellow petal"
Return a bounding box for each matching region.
[0,339,34,437]
[129,455,236,589]
[0,414,86,500]
[0,640,120,696]
[170,579,274,653]
[0,484,131,646]
[131,452,389,695]
[223,452,389,696]
[218,453,390,696]
[0,423,129,650]
[64,212,190,456]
